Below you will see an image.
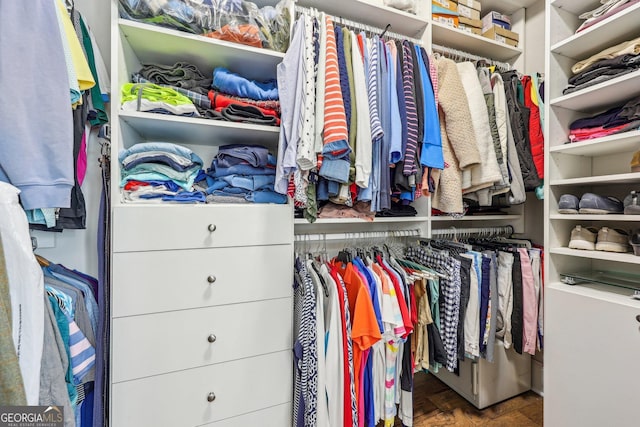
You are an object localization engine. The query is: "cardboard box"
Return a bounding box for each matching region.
[482,11,512,31]
[482,25,519,46]
[457,24,482,35]
[432,0,458,14]
[432,13,459,28]
[459,16,482,29]
[458,4,481,20]
[457,0,481,11]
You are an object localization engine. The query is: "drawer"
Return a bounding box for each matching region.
[113,204,293,252]
[111,351,292,427]
[202,403,291,426]
[112,244,293,317]
[112,298,293,383]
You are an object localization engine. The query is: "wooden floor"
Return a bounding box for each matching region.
[390,373,543,426]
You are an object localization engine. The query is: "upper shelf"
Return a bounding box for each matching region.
[430,21,522,62]
[119,110,280,147]
[550,131,640,157]
[295,0,429,38]
[294,216,429,225]
[119,19,284,81]
[550,0,602,16]
[431,215,521,222]
[550,1,640,60]
[481,0,541,14]
[550,70,640,113]
[550,172,640,186]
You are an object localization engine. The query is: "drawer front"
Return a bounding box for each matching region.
[113,204,292,252]
[203,403,291,426]
[112,245,293,317]
[111,351,292,427]
[112,298,293,383]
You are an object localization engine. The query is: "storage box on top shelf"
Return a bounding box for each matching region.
[458,3,480,20]
[457,16,482,34]
[482,24,519,47]
[432,0,458,13]
[457,0,480,11]
[482,11,511,31]
[433,13,459,27]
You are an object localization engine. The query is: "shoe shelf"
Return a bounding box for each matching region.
[430,21,523,62]
[550,1,640,59]
[119,19,284,81]
[550,247,640,264]
[482,0,541,14]
[548,281,640,306]
[296,0,429,38]
[549,70,640,113]
[550,214,640,221]
[119,110,281,148]
[550,172,640,186]
[549,131,640,157]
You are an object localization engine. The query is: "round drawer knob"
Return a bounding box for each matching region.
[207,334,217,343]
[208,224,217,232]
[207,275,217,284]
[636,315,640,323]
[207,392,216,402]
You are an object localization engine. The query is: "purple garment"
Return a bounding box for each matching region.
[576,0,640,33]
[479,256,491,354]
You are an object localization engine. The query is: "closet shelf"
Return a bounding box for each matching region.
[430,21,522,62]
[550,70,640,113]
[549,214,640,221]
[549,131,640,157]
[431,215,521,222]
[550,172,640,186]
[119,19,284,81]
[549,281,640,306]
[119,110,280,147]
[550,0,602,16]
[481,0,540,14]
[294,216,429,225]
[295,0,429,38]
[550,1,640,60]
[550,247,640,265]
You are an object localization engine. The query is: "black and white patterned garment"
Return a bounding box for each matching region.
[405,246,462,372]
[293,258,319,427]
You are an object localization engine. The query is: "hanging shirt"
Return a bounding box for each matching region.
[275,17,305,194]
[414,46,444,170]
[386,41,403,164]
[351,31,373,188]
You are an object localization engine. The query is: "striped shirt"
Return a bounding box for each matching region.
[69,319,96,384]
[322,17,349,147]
[401,41,419,176]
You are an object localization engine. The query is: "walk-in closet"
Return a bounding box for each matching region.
[0,0,638,426]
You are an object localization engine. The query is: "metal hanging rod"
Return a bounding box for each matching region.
[295,228,421,243]
[431,43,512,72]
[294,5,423,45]
[430,225,514,239]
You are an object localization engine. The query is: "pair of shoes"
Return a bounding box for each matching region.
[631,150,640,172]
[568,225,631,252]
[559,193,623,214]
[623,191,640,214]
[630,231,640,255]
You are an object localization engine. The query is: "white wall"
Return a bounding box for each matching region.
[33,0,111,277]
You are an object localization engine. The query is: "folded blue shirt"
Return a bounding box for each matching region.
[118,142,203,166]
[212,67,278,101]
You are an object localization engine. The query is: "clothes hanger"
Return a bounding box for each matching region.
[35,254,51,268]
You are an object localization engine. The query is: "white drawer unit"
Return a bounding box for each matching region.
[111,351,292,427]
[112,204,292,253]
[202,403,291,426]
[111,298,293,382]
[112,244,293,317]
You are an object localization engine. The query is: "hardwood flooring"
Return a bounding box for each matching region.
[387,373,543,426]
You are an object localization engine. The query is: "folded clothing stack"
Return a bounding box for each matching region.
[568,95,640,142]
[575,0,640,34]
[120,142,206,203]
[564,36,640,95]
[198,144,287,204]
[208,67,280,126]
[121,82,199,116]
